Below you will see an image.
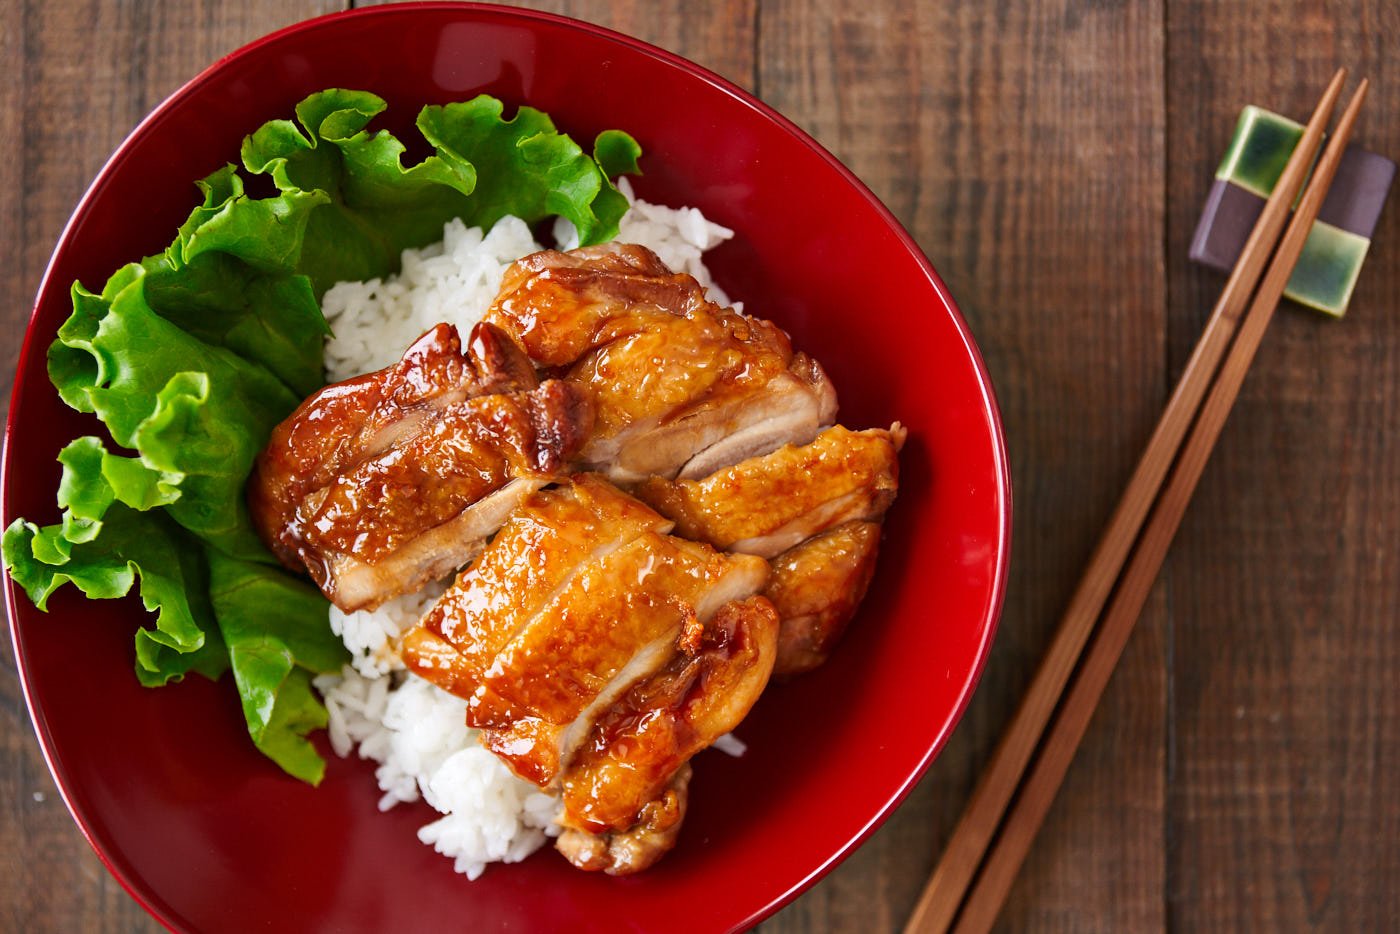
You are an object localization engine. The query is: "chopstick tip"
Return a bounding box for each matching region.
[1310,70,1349,125]
[1339,77,1370,126]
[1324,67,1348,99]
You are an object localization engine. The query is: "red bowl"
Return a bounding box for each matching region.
[3,5,1009,932]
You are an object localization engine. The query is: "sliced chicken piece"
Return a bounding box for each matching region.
[398,625,479,698]
[555,764,691,875]
[403,474,673,706]
[250,322,537,570]
[250,324,594,611]
[484,243,838,482]
[472,533,769,786]
[486,243,715,366]
[635,425,902,676]
[633,424,903,559]
[400,475,772,794]
[472,533,761,721]
[557,595,779,838]
[315,476,546,612]
[676,352,838,480]
[569,312,836,482]
[766,521,882,677]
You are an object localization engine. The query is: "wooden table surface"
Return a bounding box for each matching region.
[3,1,1397,931]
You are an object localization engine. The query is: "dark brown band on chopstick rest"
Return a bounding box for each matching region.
[1189,106,1394,316]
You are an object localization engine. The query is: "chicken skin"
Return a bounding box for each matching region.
[402,476,778,872]
[557,595,778,834]
[553,592,779,874]
[555,763,691,875]
[402,473,673,711]
[634,425,902,674]
[484,244,838,482]
[633,424,902,558]
[250,322,536,560]
[766,521,882,676]
[249,322,593,610]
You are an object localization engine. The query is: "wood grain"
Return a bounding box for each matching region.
[0,6,342,932]
[1164,3,1400,931]
[935,75,1365,934]
[756,1,1168,931]
[905,70,1348,934]
[463,0,758,92]
[2,1,1398,932]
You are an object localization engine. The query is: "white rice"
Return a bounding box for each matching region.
[328,581,447,679]
[314,181,739,879]
[322,179,734,383]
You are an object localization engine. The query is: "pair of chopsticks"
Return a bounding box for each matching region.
[904,68,1368,934]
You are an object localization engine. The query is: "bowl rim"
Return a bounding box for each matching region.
[3,3,1012,931]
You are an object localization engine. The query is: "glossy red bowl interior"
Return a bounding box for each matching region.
[3,5,1009,932]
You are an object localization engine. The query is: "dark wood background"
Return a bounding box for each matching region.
[3,1,1396,930]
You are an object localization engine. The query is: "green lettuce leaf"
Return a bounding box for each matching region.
[173,163,329,275]
[416,96,633,246]
[9,88,640,782]
[207,552,348,785]
[47,273,299,562]
[3,504,227,686]
[240,89,478,293]
[255,667,332,786]
[54,436,181,542]
[139,167,330,399]
[6,437,224,685]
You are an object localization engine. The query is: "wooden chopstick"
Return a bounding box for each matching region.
[903,68,1357,934]
[944,77,1369,934]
